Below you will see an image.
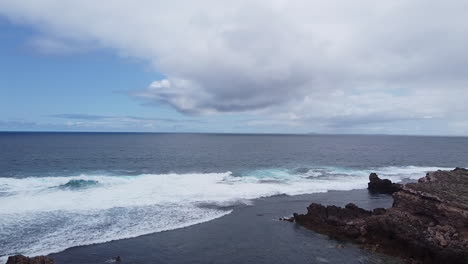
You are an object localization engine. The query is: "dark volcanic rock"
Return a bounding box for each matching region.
[6,255,54,264]
[294,168,468,264]
[367,173,402,194]
[294,203,378,239]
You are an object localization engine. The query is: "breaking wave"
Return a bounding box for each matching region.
[0,165,451,261]
[58,179,100,190]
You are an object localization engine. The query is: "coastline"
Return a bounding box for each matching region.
[293,169,468,263]
[45,189,401,264]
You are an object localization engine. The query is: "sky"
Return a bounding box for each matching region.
[0,0,468,135]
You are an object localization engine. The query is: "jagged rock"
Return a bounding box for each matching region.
[294,168,468,264]
[294,202,376,240]
[367,173,402,194]
[6,255,54,264]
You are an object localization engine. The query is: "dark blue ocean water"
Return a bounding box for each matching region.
[1,132,467,177]
[1,132,467,262]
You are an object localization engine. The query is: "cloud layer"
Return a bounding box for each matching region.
[50,114,201,130]
[1,0,468,134]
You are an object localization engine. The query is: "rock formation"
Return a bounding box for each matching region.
[367,172,402,194]
[293,168,468,264]
[6,255,54,264]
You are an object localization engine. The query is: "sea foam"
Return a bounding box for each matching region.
[0,165,451,261]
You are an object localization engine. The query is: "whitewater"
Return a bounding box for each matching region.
[0,166,451,261]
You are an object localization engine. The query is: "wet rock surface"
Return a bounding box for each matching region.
[294,169,468,264]
[367,173,402,194]
[6,255,55,264]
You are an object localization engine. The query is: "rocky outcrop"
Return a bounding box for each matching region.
[6,255,54,264]
[293,169,468,263]
[367,173,402,194]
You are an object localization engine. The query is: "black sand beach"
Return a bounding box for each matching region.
[49,189,401,264]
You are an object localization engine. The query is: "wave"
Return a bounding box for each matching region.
[0,165,452,260]
[58,179,100,190]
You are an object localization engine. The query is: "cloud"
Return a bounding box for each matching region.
[51,113,202,127]
[0,115,203,132]
[1,1,468,133]
[0,120,41,129]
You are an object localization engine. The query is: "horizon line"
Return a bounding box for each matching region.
[0,130,467,138]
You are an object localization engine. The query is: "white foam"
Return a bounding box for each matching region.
[373,166,450,179]
[0,165,453,260]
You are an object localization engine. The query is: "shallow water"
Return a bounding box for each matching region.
[50,190,401,264]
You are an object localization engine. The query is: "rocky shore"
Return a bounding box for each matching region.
[293,168,468,263]
[6,255,54,264]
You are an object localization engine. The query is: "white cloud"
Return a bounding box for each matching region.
[1,0,468,134]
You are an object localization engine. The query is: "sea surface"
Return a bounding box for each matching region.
[1,132,467,262]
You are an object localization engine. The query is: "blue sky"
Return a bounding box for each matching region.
[0,18,256,133]
[0,19,151,127]
[1,1,468,135]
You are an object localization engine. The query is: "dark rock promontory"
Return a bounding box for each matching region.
[367,172,402,194]
[293,169,468,263]
[6,255,54,264]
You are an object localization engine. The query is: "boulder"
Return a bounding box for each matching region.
[367,173,402,194]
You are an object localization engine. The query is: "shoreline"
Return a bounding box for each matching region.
[293,169,468,263]
[2,165,451,263]
[42,189,401,264]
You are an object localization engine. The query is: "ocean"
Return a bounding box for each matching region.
[1,132,467,263]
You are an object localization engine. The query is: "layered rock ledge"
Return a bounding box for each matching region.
[293,168,468,263]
